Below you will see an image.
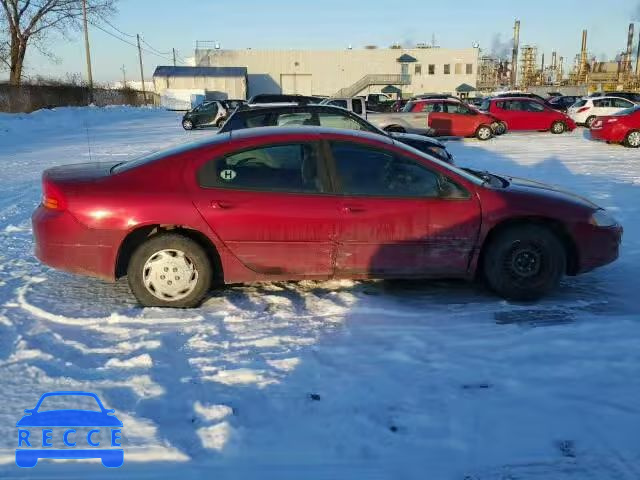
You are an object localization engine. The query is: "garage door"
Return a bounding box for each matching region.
[280,74,312,95]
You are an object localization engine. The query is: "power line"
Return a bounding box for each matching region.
[140,37,170,56]
[99,18,136,38]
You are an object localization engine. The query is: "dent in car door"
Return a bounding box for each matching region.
[189,140,339,277]
[328,141,481,276]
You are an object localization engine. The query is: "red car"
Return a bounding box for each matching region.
[590,105,640,148]
[405,99,498,140]
[480,97,576,133]
[32,127,621,308]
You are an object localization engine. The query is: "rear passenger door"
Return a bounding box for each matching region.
[190,140,340,277]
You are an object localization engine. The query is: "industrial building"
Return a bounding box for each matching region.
[194,47,479,98]
[152,66,247,109]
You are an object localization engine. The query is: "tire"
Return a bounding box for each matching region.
[483,225,566,301]
[127,233,212,308]
[475,125,492,141]
[182,119,194,130]
[384,125,406,133]
[215,117,226,128]
[495,122,507,135]
[585,116,596,129]
[551,121,566,134]
[624,130,640,148]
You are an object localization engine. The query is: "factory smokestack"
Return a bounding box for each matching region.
[579,30,588,78]
[636,31,640,77]
[511,19,520,88]
[626,23,634,72]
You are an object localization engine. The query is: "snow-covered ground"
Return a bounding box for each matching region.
[0,107,639,479]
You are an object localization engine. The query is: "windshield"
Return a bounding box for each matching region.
[614,105,640,116]
[37,395,101,412]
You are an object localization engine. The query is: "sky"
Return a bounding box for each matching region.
[8,0,640,84]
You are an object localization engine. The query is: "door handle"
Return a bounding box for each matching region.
[210,200,233,209]
[342,205,366,214]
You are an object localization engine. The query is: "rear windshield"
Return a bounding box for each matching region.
[614,105,640,116]
[402,101,415,113]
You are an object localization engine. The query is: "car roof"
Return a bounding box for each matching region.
[228,125,394,144]
[491,96,543,102]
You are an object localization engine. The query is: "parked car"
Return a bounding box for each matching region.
[358,93,393,104]
[546,95,582,112]
[32,127,622,307]
[220,99,247,110]
[248,94,324,105]
[568,96,637,128]
[588,91,640,103]
[366,107,432,135]
[480,97,576,133]
[590,105,640,147]
[405,99,499,140]
[181,101,230,130]
[319,97,367,117]
[219,104,452,163]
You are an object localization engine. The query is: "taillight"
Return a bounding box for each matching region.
[42,179,66,210]
[577,107,590,113]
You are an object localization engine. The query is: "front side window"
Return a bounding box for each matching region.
[525,101,545,112]
[318,112,369,131]
[420,102,441,113]
[198,143,323,193]
[443,64,451,75]
[330,142,442,197]
[445,103,472,114]
[328,100,348,109]
[613,98,633,108]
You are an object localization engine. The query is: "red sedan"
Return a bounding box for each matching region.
[32,127,621,307]
[480,97,576,133]
[406,99,498,140]
[590,105,640,148]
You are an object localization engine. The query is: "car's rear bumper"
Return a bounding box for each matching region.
[32,206,116,282]
[590,125,626,143]
[573,223,623,274]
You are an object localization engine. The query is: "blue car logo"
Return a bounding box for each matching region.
[16,391,123,468]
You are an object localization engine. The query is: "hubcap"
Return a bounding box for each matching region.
[629,131,640,147]
[142,249,198,301]
[479,128,491,139]
[506,245,542,279]
[184,120,192,129]
[553,123,564,133]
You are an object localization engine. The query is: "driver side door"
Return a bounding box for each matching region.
[329,141,482,277]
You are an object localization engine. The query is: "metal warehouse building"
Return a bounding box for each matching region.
[194,47,479,98]
[152,66,248,109]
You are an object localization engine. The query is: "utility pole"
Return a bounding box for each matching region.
[82,0,94,103]
[120,64,127,88]
[137,34,147,103]
[173,48,177,67]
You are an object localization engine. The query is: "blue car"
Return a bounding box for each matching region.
[16,391,123,468]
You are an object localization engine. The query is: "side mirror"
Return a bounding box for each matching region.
[24,409,34,414]
[105,409,116,415]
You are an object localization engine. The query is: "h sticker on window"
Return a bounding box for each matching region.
[220,169,237,181]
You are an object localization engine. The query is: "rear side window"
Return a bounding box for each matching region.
[318,112,369,131]
[275,112,316,126]
[198,143,323,193]
[330,142,442,197]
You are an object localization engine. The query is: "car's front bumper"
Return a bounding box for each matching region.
[572,223,623,274]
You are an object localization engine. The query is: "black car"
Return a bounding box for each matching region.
[546,95,582,112]
[248,94,325,105]
[219,104,454,164]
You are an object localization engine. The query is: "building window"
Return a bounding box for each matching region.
[428,64,435,75]
[415,64,422,75]
[466,63,473,74]
[455,63,463,74]
[443,64,450,75]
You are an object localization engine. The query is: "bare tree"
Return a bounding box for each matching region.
[0,0,117,85]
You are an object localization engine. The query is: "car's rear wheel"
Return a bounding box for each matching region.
[624,130,640,148]
[127,233,212,308]
[182,119,194,130]
[384,125,406,133]
[585,116,596,129]
[476,125,492,141]
[551,121,566,134]
[483,225,566,301]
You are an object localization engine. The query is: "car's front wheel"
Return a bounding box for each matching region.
[127,233,212,308]
[624,130,640,148]
[551,121,566,134]
[483,225,566,301]
[476,125,493,141]
[182,119,194,130]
